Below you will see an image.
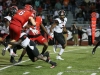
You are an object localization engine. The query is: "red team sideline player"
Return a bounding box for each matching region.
[2,4,37,56]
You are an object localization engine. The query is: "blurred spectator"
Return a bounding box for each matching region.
[37,5,43,15]
[6,0,12,7]
[86,26,93,46]
[53,9,59,18]
[0,0,3,5]
[75,6,81,17]
[96,0,100,13]
[78,26,84,46]
[76,10,85,24]
[70,0,76,18]
[34,0,40,8]
[54,0,62,10]
[43,0,51,10]
[89,3,96,13]
[47,6,54,16]
[89,0,96,4]
[97,18,100,28]
[71,23,79,46]
[11,0,17,6]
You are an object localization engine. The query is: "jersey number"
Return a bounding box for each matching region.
[18,10,25,15]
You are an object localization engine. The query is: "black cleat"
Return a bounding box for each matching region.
[1,48,6,56]
[50,62,57,68]
[92,48,96,55]
[10,59,17,64]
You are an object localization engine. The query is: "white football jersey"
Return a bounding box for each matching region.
[20,32,30,48]
[54,17,67,33]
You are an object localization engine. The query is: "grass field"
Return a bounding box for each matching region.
[0,45,100,75]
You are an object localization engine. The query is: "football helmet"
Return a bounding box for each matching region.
[9,6,18,16]
[24,4,33,11]
[59,10,66,16]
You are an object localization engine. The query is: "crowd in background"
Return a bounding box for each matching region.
[0,0,100,27]
[0,0,100,46]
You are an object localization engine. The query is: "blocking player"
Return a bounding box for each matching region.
[10,32,57,68]
[2,4,36,56]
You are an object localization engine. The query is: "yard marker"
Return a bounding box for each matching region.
[23,72,30,75]
[57,72,63,75]
[98,67,100,69]
[67,66,72,69]
[35,66,42,68]
[91,73,97,75]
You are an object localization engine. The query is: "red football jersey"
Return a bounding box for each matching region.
[11,9,34,27]
[29,16,42,35]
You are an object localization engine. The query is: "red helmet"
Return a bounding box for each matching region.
[24,4,33,11]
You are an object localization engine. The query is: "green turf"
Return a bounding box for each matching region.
[0,45,100,75]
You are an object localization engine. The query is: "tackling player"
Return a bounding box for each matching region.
[10,32,57,68]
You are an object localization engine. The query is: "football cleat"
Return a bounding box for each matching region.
[10,59,17,64]
[92,48,96,55]
[56,56,64,60]
[1,48,6,56]
[50,62,57,68]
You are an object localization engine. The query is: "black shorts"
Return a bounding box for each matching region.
[26,40,39,62]
[54,31,65,46]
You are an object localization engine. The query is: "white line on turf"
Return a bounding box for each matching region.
[0,59,30,71]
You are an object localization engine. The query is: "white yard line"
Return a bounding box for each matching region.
[0,59,30,71]
[91,73,97,75]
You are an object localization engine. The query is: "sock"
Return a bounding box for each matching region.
[5,46,10,51]
[10,48,14,54]
[59,48,64,55]
[57,44,62,48]
[46,59,53,64]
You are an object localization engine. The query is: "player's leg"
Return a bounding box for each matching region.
[92,40,100,54]
[26,41,57,68]
[54,32,66,60]
[9,47,17,63]
[2,25,21,56]
[18,49,26,62]
[36,35,48,55]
